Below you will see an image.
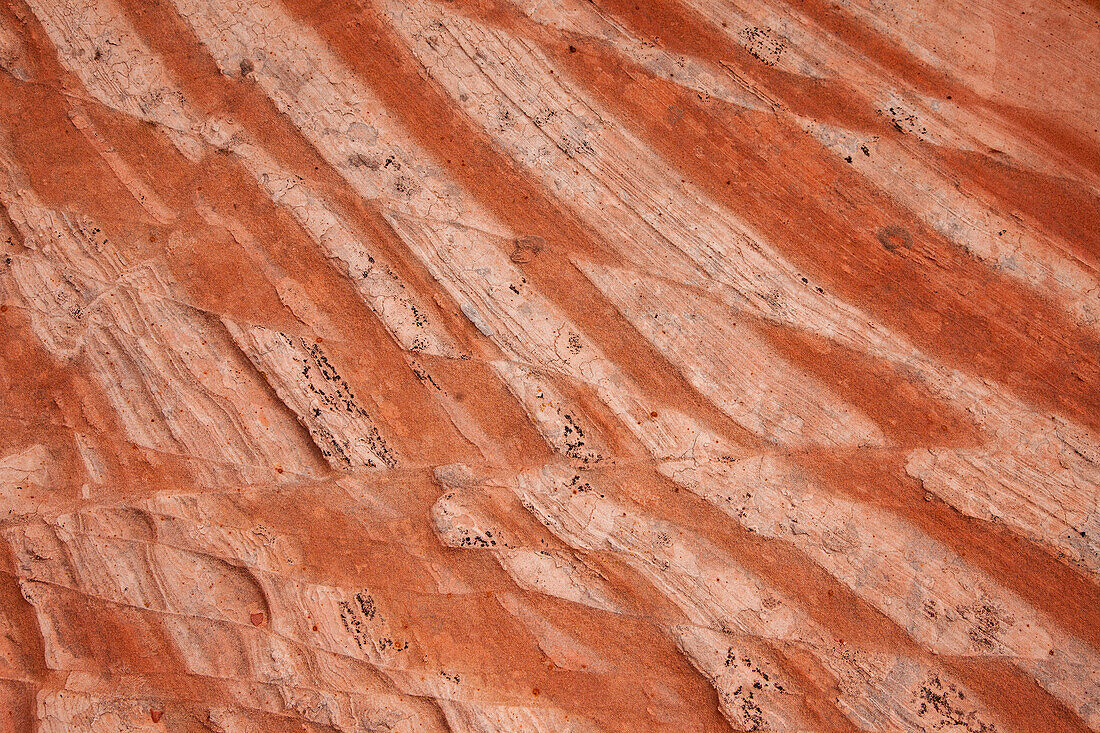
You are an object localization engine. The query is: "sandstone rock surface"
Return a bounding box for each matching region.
[0,0,1098,730]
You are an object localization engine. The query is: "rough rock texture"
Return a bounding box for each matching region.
[0,0,1097,730]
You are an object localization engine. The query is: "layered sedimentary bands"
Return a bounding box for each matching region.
[0,0,1097,729]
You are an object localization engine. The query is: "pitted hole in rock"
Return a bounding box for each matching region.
[511,235,545,263]
[877,225,913,252]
